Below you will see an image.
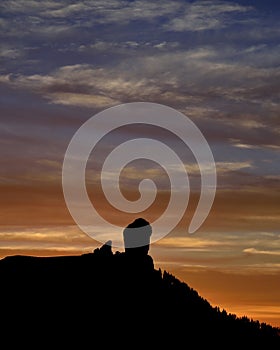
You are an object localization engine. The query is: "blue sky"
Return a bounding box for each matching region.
[1,0,279,197]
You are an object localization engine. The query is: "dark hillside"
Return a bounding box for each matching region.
[1,241,279,347]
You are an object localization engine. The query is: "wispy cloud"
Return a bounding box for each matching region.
[185,161,253,175]
[0,225,98,258]
[164,0,251,32]
[2,44,279,112]
[232,143,280,151]
[0,0,180,39]
[47,92,120,108]
[243,248,280,256]
[42,0,181,23]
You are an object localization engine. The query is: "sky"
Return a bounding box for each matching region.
[1,0,280,327]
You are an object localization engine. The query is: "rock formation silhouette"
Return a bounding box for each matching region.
[123,217,152,256]
[1,218,279,347]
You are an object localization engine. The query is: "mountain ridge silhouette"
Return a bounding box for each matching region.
[1,240,279,347]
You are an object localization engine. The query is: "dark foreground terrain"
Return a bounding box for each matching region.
[1,242,279,347]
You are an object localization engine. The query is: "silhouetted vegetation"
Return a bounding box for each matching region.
[1,219,279,347]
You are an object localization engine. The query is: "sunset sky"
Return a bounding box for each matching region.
[1,0,280,327]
